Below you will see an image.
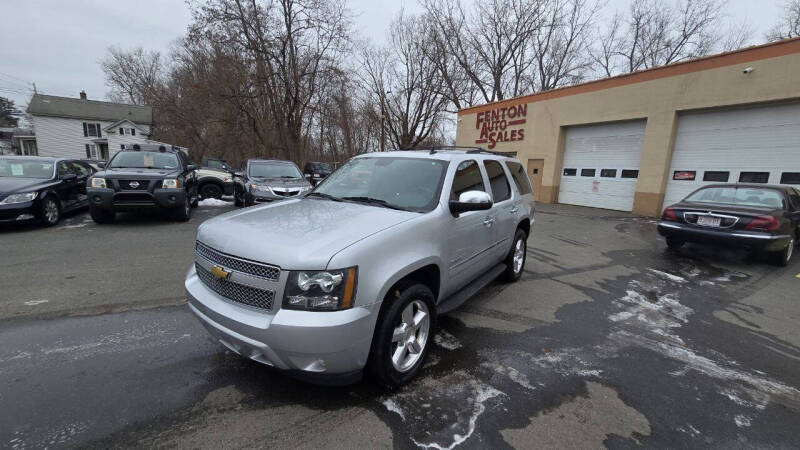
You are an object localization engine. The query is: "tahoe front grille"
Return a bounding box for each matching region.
[195,241,280,281]
[196,263,275,310]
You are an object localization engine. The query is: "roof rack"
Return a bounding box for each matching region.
[397,145,512,156]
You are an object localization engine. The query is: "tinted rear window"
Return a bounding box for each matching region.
[685,186,785,209]
[484,160,511,202]
[505,161,532,195]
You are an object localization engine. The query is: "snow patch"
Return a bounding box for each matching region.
[648,268,687,283]
[383,399,405,420]
[481,362,536,390]
[734,415,751,428]
[199,198,232,206]
[434,330,462,350]
[23,299,49,306]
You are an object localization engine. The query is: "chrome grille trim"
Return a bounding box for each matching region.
[195,242,280,281]
[196,263,275,310]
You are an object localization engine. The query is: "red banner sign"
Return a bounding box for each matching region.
[475,104,527,149]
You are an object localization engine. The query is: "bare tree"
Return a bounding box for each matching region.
[362,12,450,149]
[767,0,800,41]
[592,0,726,76]
[101,47,164,105]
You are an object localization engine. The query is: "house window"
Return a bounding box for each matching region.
[83,122,101,137]
[124,128,131,135]
[120,144,126,150]
[131,128,135,136]
[581,169,596,177]
[780,172,800,185]
[673,171,696,181]
[85,143,97,158]
[600,169,617,178]
[703,171,729,182]
[620,169,639,179]
[563,168,577,176]
[119,127,124,135]
[739,172,769,183]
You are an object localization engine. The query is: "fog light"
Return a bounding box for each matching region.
[169,195,176,202]
[16,214,34,220]
[93,196,102,203]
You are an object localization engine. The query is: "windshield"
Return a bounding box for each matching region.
[312,157,447,212]
[0,158,55,179]
[249,162,302,179]
[684,186,785,209]
[309,162,332,171]
[109,152,180,170]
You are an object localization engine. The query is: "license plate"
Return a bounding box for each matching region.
[697,216,721,227]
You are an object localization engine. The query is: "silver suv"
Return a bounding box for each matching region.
[185,149,534,387]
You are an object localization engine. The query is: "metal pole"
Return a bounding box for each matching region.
[380,96,385,152]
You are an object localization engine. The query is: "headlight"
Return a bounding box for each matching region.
[89,178,106,188]
[223,176,232,182]
[250,184,269,192]
[1,192,38,204]
[161,179,179,189]
[313,173,320,177]
[283,267,357,311]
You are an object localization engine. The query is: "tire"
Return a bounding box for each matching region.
[199,183,223,200]
[90,207,115,224]
[190,188,199,208]
[234,190,243,207]
[173,195,191,222]
[368,283,436,389]
[772,237,795,267]
[666,237,684,251]
[501,228,527,282]
[40,196,61,226]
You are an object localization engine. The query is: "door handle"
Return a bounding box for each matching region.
[483,217,495,227]
[510,206,519,214]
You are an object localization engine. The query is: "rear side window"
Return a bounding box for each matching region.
[484,160,511,202]
[703,171,729,182]
[739,172,769,183]
[451,160,486,200]
[505,161,532,195]
[780,172,800,184]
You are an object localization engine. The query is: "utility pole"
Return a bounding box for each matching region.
[380,90,391,152]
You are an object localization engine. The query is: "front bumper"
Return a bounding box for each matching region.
[246,190,305,203]
[0,200,38,223]
[185,265,377,380]
[88,187,186,211]
[657,221,791,252]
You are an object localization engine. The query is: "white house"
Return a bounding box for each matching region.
[26,91,159,160]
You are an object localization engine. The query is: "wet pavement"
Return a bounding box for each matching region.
[1,202,799,448]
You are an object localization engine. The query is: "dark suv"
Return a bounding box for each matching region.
[302,161,333,186]
[87,144,199,223]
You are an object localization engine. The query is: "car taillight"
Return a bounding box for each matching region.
[661,207,678,222]
[745,215,780,232]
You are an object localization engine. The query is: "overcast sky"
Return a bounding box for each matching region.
[0,0,783,115]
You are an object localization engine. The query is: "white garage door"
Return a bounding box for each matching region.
[559,120,646,211]
[663,102,800,209]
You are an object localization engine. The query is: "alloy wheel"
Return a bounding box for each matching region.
[513,238,525,273]
[390,300,430,372]
[44,199,59,224]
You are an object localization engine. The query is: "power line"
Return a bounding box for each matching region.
[0,71,31,85]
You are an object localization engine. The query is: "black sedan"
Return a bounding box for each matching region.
[0,156,94,226]
[658,184,800,266]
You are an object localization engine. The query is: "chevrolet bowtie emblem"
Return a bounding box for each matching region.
[210,265,232,280]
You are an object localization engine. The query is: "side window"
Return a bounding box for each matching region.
[451,160,486,200]
[791,189,800,211]
[505,161,532,195]
[69,161,91,176]
[57,161,71,177]
[484,160,511,202]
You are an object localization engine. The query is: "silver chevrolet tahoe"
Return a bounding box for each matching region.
[185,149,534,387]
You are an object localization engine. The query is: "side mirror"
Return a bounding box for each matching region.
[449,190,493,216]
[60,173,77,181]
[97,162,106,169]
[234,171,244,178]
[186,164,197,171]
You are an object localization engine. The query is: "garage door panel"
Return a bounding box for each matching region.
[663,103,800,208]
[559,120,646,212]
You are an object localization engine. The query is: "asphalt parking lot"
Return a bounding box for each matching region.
[1,201,799,449]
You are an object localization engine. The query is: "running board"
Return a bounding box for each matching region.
[436,263,506,315]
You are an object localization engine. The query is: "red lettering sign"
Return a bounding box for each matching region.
[475,104,527,149]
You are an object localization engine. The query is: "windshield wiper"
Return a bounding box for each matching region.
[280,175,298,179]
[306,192,343,202]
[341,196,408,211]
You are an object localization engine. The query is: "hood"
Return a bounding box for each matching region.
[0,177,53,194]
[197,198,417,269]
[250,177,310,188]
[97,167,181,179]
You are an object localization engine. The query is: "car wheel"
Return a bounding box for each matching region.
[368,283,435,389]
[502,228,527,282]
[190,188,199,208]
[200,183,223,200]
[90,207,115,224]
[666,237,684,251]
[234,190,243,207]
[40,196,61,226]
[173,195,191,222]
[773,238,795,267]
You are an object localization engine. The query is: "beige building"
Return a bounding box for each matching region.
[455,38,800,217]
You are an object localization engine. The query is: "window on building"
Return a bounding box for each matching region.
[563,168,577,176]
[600,169,617,178]
[83,122,101,137]
[703,171,729,182]
[451,160,486,200]
[581,169,596,177]
[673,171,696,181]
[84,143,97,159]
[621,169,639,179]
[131,128,136,136]
[779,172,800,185]
[484,160,511,202]
[120,144,125,150]
[124,128,131,135]
[739,172,769,183]
[505,161,532,195]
